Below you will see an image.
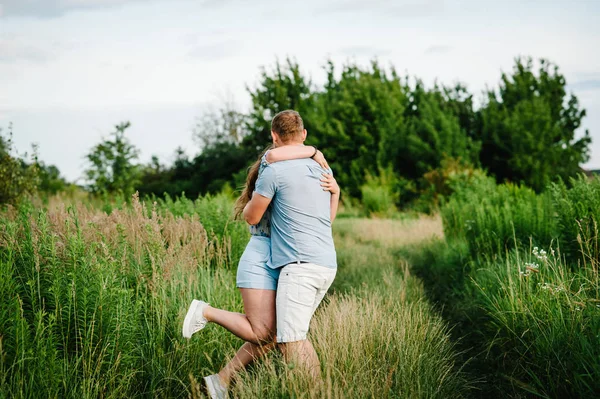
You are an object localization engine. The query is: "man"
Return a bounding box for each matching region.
[243,110,338,378]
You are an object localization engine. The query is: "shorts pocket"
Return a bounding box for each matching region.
[280,273,317,307]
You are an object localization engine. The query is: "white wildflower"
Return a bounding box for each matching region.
[525,262,540,273]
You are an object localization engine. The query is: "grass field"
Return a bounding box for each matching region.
[0,196,469,398]
[2,177,599,398]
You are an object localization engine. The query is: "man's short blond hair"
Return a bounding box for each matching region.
[271,110,304,142]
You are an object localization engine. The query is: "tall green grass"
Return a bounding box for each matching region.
[407,175,600,398]
[0,195,469,398]
[441,178,555,257]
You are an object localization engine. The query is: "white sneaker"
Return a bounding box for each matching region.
[182,299,209,339]
[203,374,228,399]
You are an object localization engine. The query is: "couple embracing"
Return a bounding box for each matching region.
[182,110,340,398]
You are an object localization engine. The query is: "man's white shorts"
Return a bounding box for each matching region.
[276,262,337,343]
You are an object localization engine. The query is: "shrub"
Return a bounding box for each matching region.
[0,125,39,205]
[551,175,600,265]
[360,168,398,217]
[441,177,555,256]
[472,245,600,397]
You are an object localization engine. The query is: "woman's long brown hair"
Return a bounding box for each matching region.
[234,146,273,219]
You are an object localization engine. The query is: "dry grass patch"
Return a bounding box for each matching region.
[336,215,443,249]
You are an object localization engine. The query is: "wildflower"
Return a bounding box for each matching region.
[525,262,540,273]
[532,247,548,261]
[575,307,582,311]
[519,270,531,277]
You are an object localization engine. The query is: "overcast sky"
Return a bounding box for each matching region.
[1,0,599,182]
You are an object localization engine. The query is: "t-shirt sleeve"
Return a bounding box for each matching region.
[254,165,277,199]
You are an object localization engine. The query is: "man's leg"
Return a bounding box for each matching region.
[276,263,336,381]
[278,340,321,380]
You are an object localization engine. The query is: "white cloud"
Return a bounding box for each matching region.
[424,45,452,55]
[1,0,599,179]
[0,0,155,18]
[0,36,54,63]
[188,40,243,61]
[338,46,391,57]
[0,0,231,18]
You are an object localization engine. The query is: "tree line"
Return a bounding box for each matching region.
[0,56,593,208]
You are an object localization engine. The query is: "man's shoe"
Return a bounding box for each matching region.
[182,299,209,338]
[203,374,228,399]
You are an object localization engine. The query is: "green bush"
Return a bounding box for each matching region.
[153,192,249,265]
[441,178,555,256]
[551,175,600,264]
[0,127,39,205]
[472,246,600,397]
[360,168,398,217]
[409,175,600,397]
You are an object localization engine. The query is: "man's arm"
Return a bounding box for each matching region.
[243,192,272,225]
[244,165,277,225]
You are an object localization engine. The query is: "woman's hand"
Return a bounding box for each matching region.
[313,150,329,170]
[320,173,339,195]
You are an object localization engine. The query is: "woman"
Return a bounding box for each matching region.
[182,145,340,398]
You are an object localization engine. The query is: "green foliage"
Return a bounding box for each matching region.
[311,61,407,198]
[85,121,141,197]
[244,58,315,154]
[0,197,469,398]
[37,163,69,195]
[550,175,600,263]
[381,81,480,186]
[360,167,398,216]
[135,57,591,213]
[0,124,39,205]
[406,175,600,397]
[472,248,600,398]
[479,57,591,192]
[441,177,555,256]
[152,192,250,263]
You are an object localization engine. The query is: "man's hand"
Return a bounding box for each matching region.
[320,173,339,196]
[243,191,272,225]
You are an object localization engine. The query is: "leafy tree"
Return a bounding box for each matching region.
[480,57,591,192]
[194,101,247,148]
[84,122,140,196]
[0,124,39,205]
[190,141,249,196]
[243,58,315,154]
[37,163,68,194]
[437,83,481,144]
[311,61,406,198]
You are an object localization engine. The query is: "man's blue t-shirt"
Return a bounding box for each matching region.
[254,158,337,269]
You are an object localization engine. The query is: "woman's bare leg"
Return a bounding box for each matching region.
[206,288,277,385]
[203,288,276,344]
[217,341,276,385]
